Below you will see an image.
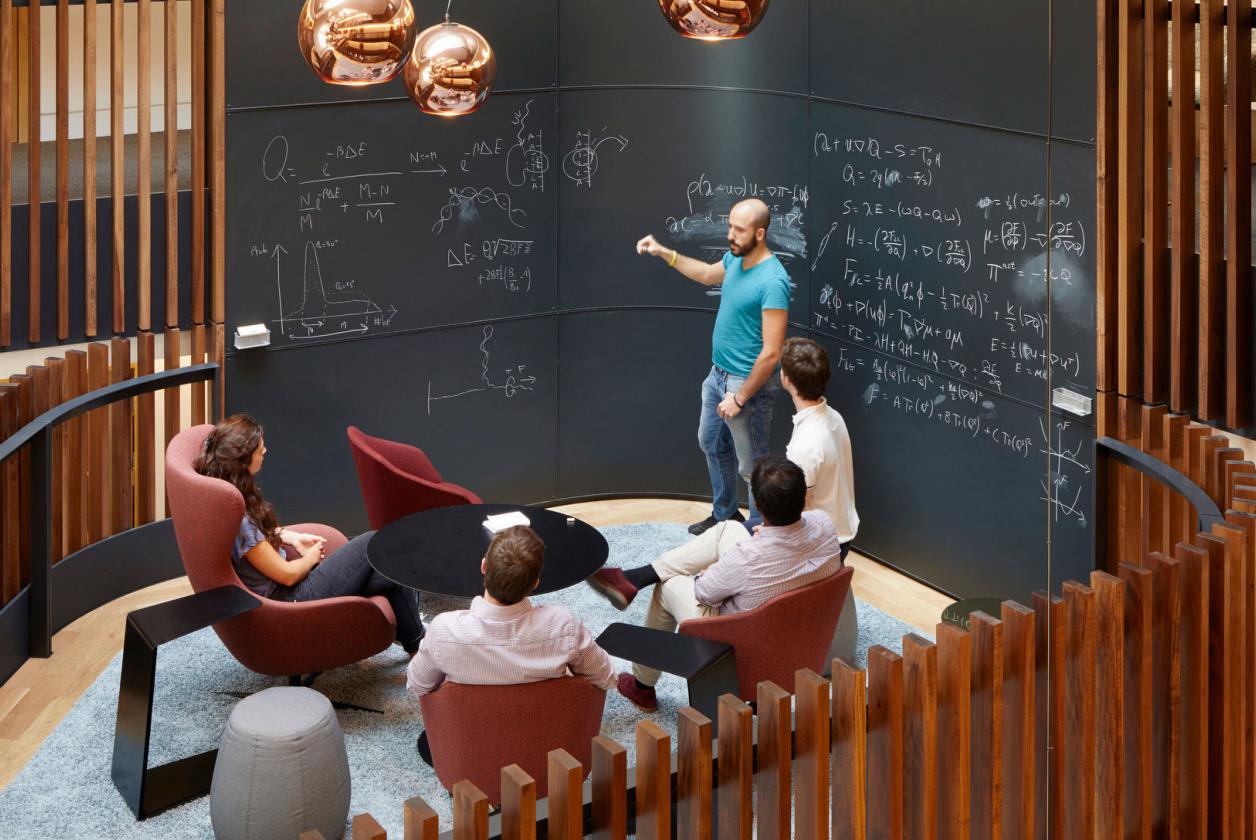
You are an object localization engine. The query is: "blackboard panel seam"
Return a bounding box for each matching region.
[805,325,1098,431]
[224,87,561,116]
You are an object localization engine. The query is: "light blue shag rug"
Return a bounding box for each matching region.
[0,522,926,838]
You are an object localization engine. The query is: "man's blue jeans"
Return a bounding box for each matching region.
[697,365,780,521]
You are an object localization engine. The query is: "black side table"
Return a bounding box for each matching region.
[111,585,260,820]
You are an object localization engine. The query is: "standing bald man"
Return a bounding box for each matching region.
[637,198,790,535]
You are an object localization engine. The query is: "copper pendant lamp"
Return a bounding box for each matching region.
[402,11,496,117]
[297,0,416,85]
[658,0,770,40]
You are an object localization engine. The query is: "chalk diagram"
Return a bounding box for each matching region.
[505,99,551,191]
[562,128,629,188]
[275,242,397,340]
[426,325,536,414]
[431,187,527,235]
[1038,415,1090,528]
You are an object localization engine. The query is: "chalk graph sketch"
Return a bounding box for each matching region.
[431,187,527,235]
[274,242,397,340]
[562,128,629,188]
[426,325,537,414]
[505,99,551,191]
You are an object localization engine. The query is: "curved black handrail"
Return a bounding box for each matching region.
[1093,436,1226,568]
[1,363,220,658]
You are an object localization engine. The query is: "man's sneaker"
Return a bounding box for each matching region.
[687,510,746,536]
[616,672,659,712]
[587,568,639,610]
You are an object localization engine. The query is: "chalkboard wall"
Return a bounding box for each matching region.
[226,0,1096,601]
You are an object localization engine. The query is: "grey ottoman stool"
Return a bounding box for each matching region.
[210,686,350,840]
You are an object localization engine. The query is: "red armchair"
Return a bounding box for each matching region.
[346,426,482,530]
[419,677,606,804]
[680,565,854,700]
[165,424,397,677]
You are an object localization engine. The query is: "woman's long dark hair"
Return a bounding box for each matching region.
[193,414,283,551]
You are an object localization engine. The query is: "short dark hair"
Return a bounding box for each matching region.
[483,526,544,605]
[750,456,807,526]
[781,337,830,401]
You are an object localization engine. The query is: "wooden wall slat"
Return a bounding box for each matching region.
[163,327,180,465]
[0,0,11,347]
[55,0,69,340]
[936,622,971,840]
[191,324,207,424]
[83,0,96,337]
[0,387,18,602]
[1000,603,1034,840]
[1223,0,1252,429]
[1223,512,1256,840]
[405,796,440,840]
[25,0,40,344]
[110,0,124,335]
[211,321,225,419]
[831,661,867,840]
[969,612,1003,840]
[716,696,752,840]
[1167,0,1195,413]
[191,0,206,326]
[501,764,536,840]
[590,737,625,840]
[868,645,904,840]
[1141,0,1168,402]
[45,357,64,563]
[1119,397,1145,568]
[136,0,151,332]
[1032,593,1064,840]
[1092,571,1126,840]
[1210,447,1243,506]
[86,343,109,541]
[109,338,132,535]
[1194,531,1231,837]
[452,780,489,840]
[677,708,713,840]
[1119,563,1154,839]
[902,634,937,840]
[756,681,791,840]
[1096,0,1120,391]
[1173,541,1210,840]
[795,670,829,840]
[635,720,671,840]
[63,350,86,554]
[1197,0,1225,420]
[135,332,156,524]
[1141,404,1168,556]
[1212,521,1248,838]
[1223,459,1255,511]
[1063,581,1097,839]
[10,373,31,587]
[350,814,386,840]
[546,749,583,840]
[1146,552,1183,836]
[1199,435,1225,506]
[164,0,178,329]
[210,0,224,324]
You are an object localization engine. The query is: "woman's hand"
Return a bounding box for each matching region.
[281,529,326,555]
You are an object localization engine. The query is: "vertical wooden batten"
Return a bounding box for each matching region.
[0,0,11,347]
[1224,0,1252,429]
[110,0,124,335]
[55,0,69,340]
[1197,0,1225,420]
[1166,0,1195,413]
[1141,0,1168,402]
[26,0,40,344]
[137,0,152,333]
[83,0,97,337]
[164,0,179,329]
[191,0,206,326]
[1097,0,1120,392]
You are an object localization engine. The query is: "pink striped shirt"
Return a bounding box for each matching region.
[693,510,843,614]
[406,596,616,697]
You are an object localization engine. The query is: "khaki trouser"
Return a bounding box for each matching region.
[633,522,751,687]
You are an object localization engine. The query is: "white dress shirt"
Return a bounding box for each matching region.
[785,398,860,543]
[406,596,616,697]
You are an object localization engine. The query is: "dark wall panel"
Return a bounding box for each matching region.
[1051,0,1099,144]
[810,0,1050,136]
[226,0,557,111]
[559,0,808,94]
[227,317,557,536]
[225,92,557,349]
[558,89,810,323]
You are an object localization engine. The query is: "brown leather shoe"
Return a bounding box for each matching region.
[587,567,639,610]
[616,672,659,712]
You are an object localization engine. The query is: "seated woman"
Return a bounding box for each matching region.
[195,414,424,654]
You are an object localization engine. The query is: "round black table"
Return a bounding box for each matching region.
[366,503,609,598]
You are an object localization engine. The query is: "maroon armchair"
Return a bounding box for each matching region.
[679,565,854,701]
[346,426,482,530]
[165,424,397,677]
[419,677,606,804]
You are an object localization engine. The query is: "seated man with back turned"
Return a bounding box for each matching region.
[592,456,843,711]
[407,525,616,761]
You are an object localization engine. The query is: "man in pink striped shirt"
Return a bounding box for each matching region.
[589,456,843,711]
[407,526,615,763]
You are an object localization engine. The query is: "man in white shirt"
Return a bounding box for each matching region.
[407,526,615,762]
[779,336,860,662]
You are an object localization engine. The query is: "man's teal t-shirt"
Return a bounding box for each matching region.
[711,251,792,377]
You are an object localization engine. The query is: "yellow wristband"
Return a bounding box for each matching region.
[668,249,678,267]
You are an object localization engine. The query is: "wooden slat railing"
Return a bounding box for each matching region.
[301,444,1255,838]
